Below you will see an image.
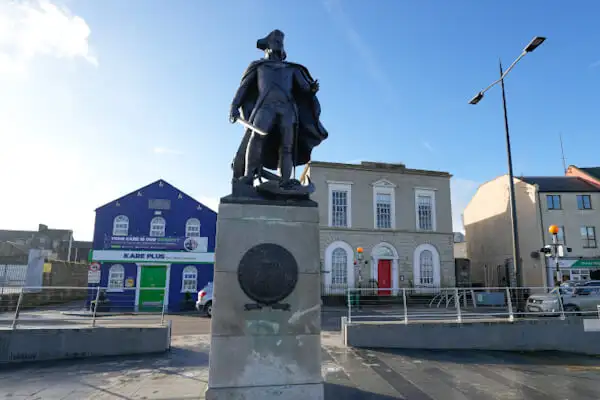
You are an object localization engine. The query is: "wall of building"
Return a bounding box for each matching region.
[93,181,217,251]
[464,176,545,287]
[307,162,455,290]
[92,180,217,312]
[308,164,452,233]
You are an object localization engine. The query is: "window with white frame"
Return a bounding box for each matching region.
[150,216,166,237]
[331,248,348,285]
[185,218,201,237]
[419,250,434,286]
[373,180,396,229]
[328,182,352,228]
[107,264,125,290]
[112,215,129,236]
[181,266,198,292]
[415,189,436,231]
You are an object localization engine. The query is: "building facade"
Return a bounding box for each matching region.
[301,161,455,295]
[464,173,600,288]
[91,179,217,312]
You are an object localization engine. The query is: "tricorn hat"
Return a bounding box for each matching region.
[257,29,284,51]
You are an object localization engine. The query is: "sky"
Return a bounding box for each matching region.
[1,0,600,241]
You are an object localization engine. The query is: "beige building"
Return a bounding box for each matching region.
[301,161,455,294]
[464,172,600,288]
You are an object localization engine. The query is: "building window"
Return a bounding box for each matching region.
[581,226,597,248]
[107,264,125,291]
[328,182,352,228]
[546,195,561,210]
[181,266,198,292]
[150,216,166,237]
[376,193,392,229]
[419,250,434,286]
[373,181,396,230]
[415,189,436,231]
[577,195,592,210]
[112,215,129,236]
[185,218,201,237]
[331,248,348,285]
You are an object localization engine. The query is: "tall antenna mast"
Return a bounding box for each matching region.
[559,132,567,174]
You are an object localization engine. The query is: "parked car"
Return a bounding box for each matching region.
[526,280,600,316]
[196,282,213,317]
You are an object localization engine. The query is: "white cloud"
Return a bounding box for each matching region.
[450,178,479,233]
[0,0,96,75]
[589,60,600,69]
[153,147,184,156]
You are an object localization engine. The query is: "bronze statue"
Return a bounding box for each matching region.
[229,29,328,199]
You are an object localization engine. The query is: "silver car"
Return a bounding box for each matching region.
[526,287,573,316]
[196,282,213,317]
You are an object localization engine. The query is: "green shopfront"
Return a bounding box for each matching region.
[552,258,600,282]
[91,249,215,312]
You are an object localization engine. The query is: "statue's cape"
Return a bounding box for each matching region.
[232,59,328,177]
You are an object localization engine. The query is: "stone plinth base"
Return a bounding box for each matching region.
[206,200,324,399]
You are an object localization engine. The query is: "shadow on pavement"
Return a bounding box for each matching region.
[325,383,399,399]
[0,346,209,372]
[368,348,600,367]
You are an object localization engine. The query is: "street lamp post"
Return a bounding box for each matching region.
[549,225,561,285]
[469,36,546,311]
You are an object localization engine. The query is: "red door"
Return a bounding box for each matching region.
[378,260,392,296]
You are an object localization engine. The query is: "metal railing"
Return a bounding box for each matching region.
[345,286,600,324]
[0,286,170,330]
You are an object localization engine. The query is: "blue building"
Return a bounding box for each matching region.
[90,179,217,312]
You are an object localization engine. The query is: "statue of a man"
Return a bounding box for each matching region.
[229,29,328,193]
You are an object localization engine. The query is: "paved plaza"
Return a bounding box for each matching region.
[3,328,600,399]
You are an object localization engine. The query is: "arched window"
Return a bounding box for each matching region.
[181,266,198,292]
[419,250,434,286]
[108,264,125,290]
[185,218,201,237]
[113,215,129,236]
[150,216,166,237]
[331,248,348,285]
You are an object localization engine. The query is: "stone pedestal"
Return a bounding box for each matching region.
[206,200,324,400]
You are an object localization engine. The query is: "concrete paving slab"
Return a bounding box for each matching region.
[2,332,600,399]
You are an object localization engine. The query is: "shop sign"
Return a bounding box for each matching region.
[88,262,101,284]
[104,235,207,253]
[571,259,600,269]
[92,250,214,263]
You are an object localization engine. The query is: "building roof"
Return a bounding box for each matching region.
[94,179,212,212]
[307,160,452,178]
[519,176,600,192]
[579,167,600,180]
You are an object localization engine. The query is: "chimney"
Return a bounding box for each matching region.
[38,224,48,232]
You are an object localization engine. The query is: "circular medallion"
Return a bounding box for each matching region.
[237,243,298,305]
